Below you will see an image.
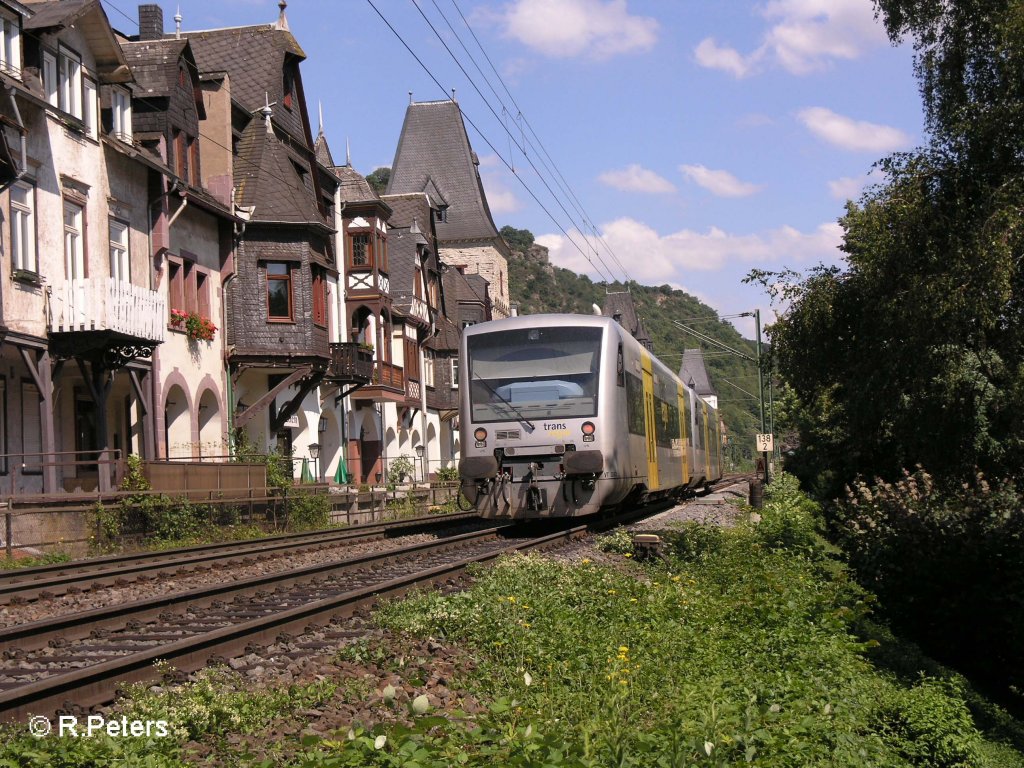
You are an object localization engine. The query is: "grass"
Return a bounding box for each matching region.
[0,474,1019,766]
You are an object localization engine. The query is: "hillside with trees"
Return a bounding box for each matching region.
[501,226,763,468]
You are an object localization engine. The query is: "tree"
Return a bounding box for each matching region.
[753,1,1024,498]
[499,225,534,253]
[366,167,390,194]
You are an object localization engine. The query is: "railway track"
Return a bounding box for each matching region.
[0,511,481,605]
[0,478,746,723]
[0,521,586,722]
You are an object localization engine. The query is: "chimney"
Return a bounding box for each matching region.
[139,4,164,41]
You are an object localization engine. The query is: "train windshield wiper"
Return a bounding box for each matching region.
[473,374,536,432]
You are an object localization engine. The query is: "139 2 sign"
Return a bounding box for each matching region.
[755,433,774,452]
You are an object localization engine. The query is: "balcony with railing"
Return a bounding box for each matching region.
[326,342,374,383]
[350,360,406,403]
[49,277,166,344]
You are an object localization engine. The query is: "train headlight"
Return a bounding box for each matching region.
[581,421,596,442]
[474,427,488,447]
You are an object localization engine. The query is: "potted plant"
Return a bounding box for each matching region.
[185,313,217,342]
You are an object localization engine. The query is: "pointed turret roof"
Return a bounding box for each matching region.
[234,118,322,224]
[387,99,506,252]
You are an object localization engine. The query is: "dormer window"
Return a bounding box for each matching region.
[282,66,295,110]
[43,46,83,120]
[0,12,21,76]
[111,87,132,143]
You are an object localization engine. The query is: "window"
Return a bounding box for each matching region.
[111,87,132,142]
[63,200,84,279]
[0,13,21,76]
[466,326,603,423]
[43,47,85,119]
[83,77,97,138]
[350,233,369,267]
[21,381,40,474]
[625,373,645,436]
[58,48,82,118]
[109,219,129,282]
[312,266,327,326]
[423,351,435,388]
[266,262,292,320]
[167,254,209,325]
[10,181,35,274]
[43,51,56,106]
[451,358,459,389]
[173,129,186,180]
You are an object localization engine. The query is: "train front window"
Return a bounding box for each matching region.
[467,326,603,422]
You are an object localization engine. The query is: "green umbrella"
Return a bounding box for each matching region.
[300,457,313,484]
[334,455,351,484]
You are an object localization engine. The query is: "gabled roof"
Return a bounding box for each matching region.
[427,312,460,352]
[184,24,304,115]
[25,0,131,81]
[603,291,652,349]
[679,349,716,397]
[234,118,322,225]
[387,99,504,247]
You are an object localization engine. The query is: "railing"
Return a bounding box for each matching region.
[407,378,421,401]
[49,277,166,342]
[374,361,404,390]
[347,269,390,295]
[327,342,374,382]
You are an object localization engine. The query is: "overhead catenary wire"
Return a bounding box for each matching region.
[445,0,631,283]
[386,0,622,284]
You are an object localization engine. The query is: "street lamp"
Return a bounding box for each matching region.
[308,442,321,483]
[414,444,425,482]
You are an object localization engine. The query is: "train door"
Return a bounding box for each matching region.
[641,352,658,490]
[702,402,712,481]
[677,383,689,486]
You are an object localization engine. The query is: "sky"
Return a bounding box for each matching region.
[106,0,924,339]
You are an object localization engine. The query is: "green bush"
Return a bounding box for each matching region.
[756,471,823,552]
[834,469,1024,696]
[286,490,330,531]
[874,677,980,768]
[662,520,725,561]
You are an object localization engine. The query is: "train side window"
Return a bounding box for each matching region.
[616,344,624,387]
[625,372,645,435]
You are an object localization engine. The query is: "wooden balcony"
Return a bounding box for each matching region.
[49,277,166,343]
[326,343,374,383]
[350,360,406,403]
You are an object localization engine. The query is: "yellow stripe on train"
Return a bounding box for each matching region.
[640,348,659,491]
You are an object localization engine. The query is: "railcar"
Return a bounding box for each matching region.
[458,314,723,518]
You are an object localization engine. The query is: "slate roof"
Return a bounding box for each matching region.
[234,118,322,224]
[23,0,93,29]
[603,292,652,349]
[313,130,334,169]
[387,100,504,248]
[182,22,307,145]
[383,193,436,317]
[334,165,379,204]
[679,349,716,397]
[428,311,460,352]
[120,38,188,98]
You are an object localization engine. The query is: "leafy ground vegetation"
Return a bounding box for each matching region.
[5,476,1021,766]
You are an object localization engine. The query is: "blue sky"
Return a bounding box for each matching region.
[112,0,923,339]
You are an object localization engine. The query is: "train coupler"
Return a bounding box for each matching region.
[526,485,547,512]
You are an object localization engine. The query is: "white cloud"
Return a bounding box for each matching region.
[680,165,762,197]
[537,218,843,284]
[481,172,522,215]
[598,164,676,194]
[694,38,753,78]
[798,107,912,152]
[694,0,888,77]
[494,0,658,59]
[827,167,885,200]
